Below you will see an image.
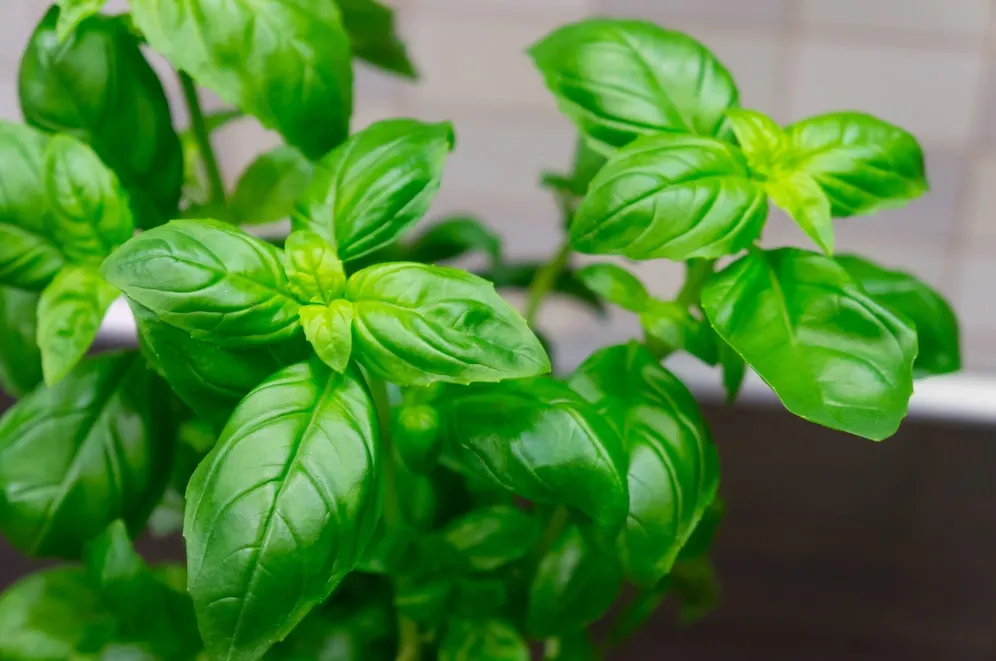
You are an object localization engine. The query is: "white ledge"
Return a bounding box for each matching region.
[100,298,996,426]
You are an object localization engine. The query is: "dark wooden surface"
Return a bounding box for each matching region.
[2,388,995,659]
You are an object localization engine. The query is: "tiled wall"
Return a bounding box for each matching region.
[4,0,996,372]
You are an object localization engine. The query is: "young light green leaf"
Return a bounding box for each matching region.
[185,361,381,661]
[102,219,302,346]
[0,352,171,558]
[337,0,417,78]
[783,112,927,217]
[640,300,718,365]
[37,266,119,386]
[285,230,347,305]
[130,0,352,160]
[0,287,43,397]
[347,262,550,386]
[131,301,311,430]
[725,108,785,173]
[431,505,541,573]
[294,119,454,260]
[573,135,767,261]
[300,300,354,373]
[570,343,720,586]
[766,170,835,255]
[530,19,739,151]
[527,525,622,637]
[701,248,917,440]
[576,263,649,312]
[435,378,628,532]
[231,146,314,225]
[21,8,183,227]
[440,619,529,661]
[837,255,960,377]
[393,404,442,474]
[55,0,107,41]
[0,568,117,659]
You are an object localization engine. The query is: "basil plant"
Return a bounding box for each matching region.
[0,2,960,660]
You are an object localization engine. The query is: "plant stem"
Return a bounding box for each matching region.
[178,71,227,209]
[676,258,715,308]
[524,241,572,326]
[396,615,421,661]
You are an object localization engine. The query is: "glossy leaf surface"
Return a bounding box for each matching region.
[640,300,718,365]
[702,248,917,440]
[285,230,346,305]
[530,19,739,150]
[21,8,183,226]
[838,255,959,377]
[527,525,622,637]
[37,266,118,387]
[435,378,627,531]
[102,219,302,346]
[0,287,43,397]
[130,0,352,160]
[784,112,927,217]
[431,504,541,572]
[393,404,441,474]
[347,263,550,386]
[0,352,170,557]
[185,361,380,661]
[300,301,354,373]
[231,147,314,226]
[573,135,767,260]
[55,0,108,40]
[294,119,453,260]
[440,619,529,661]
[725,108,785,173]
[576,263,649,312]
[571,343,720,585]
[767,171,834,255]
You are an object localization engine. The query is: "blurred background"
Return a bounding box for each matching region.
[2,0,996,659]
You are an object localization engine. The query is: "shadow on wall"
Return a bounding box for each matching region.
[0,391,994,660]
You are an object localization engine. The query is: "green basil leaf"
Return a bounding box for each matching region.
[0,568,117,659]
[544,631,601,661]
[393,404,441,474]
[405,216,503,266]
[527,525,622,637]
[783,112,927,217]
[185,361,381,661]
[479,261,605,316]
[701,248,917,440]
[102,219,302,346]
[85,520,201,657]
[440,619,529,661]
[676,496,725,562]
[837,255,960,378]
[300,301,354,373]
[132,301,310,430]
[294,119,454,260]
[285,230,347,305]
[55,0,108,41]
[576,263,649,312]
[37,267,118,387]
[725,108,785,174]
[0,352,171,557]
[767,171,834,255]
[640,300,718,365]
[530,19,739,151]
[395,577,451,625]
[231,147,314,226]
[542,136,609,203]
[0,122,65,290]
[435,378,627,532]
[130,0,352,160]
[573,135,767,260]
[670,555,720,625]
[337,0,417,78]
[347,263,550,386]
[433,504,541,573]
[0,286,43,397]
[570,343,720,585]
[21,8,183,226]
[717,337,746,405]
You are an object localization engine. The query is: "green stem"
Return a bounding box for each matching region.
[676,258,715,308]
[178,71,227,209]
[524,241,572,326]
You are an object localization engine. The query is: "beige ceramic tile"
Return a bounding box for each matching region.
[962,153,996,240]
[416,0,592,11]
[686,27,785,117]
[953,249,996,331]
[869,149,967,238]
[600,0,787,24]
[787,40,983,147]
[801,0,991,38]
[0,79,20,122]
